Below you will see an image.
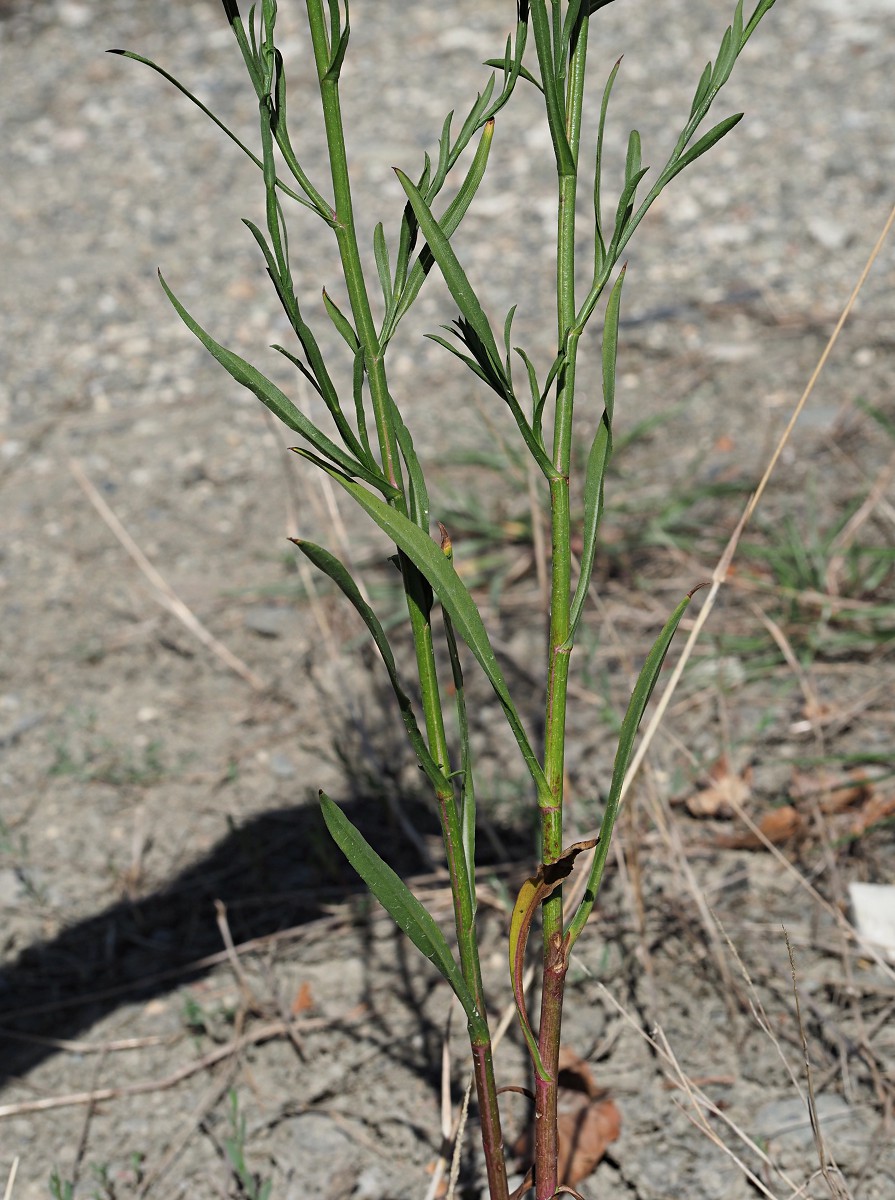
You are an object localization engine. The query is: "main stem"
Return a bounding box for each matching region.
[305,6,508,1195]
[536,12,589,1199]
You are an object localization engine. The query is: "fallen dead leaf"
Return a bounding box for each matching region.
[850,791,895,837]
[790,767,872,814]
[513,1046,621,1187]
[291,981,314,1015]
[715,804,804,849]
[686,756,752,818]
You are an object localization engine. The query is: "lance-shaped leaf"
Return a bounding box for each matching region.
[320,793,486,1038]
[303,460,551,803]
[568,266,625,638]
[394,169,506,389]
[666,113,744,182]
[372,222,393,314]
[293,539,447,793]
[593,55,622,275]
[566,590,696,948]
[159,273,397,499]
[242,218,371,467]
[508,839,598,1081]
[527,0,574,174]
[389,395,430,532]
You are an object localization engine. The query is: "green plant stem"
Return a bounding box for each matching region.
[304,1,403,494]
[536,11,589,1198]
[305,7,508,1192]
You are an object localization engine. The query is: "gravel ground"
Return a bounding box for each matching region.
[2,1,895,1198]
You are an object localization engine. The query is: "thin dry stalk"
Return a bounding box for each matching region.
[784,932,852,1200]
[445,1078,473,1200]
[0,1028,174,1054]
[598,984,803,1200]
[137,1059,240,1198]
[715,915,807,1104]
[723,790,895,988]
[824,449,895,596]
[618,200,895,806]
[70,458,267,691]
[214,900,261,1011]
[750,603,825,736]
[642,768,741,1026]
[2,1158,18,1200]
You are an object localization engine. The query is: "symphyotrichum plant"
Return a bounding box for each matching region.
[115,1,777,1195]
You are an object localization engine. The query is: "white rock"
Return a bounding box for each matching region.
[850,881,895,962]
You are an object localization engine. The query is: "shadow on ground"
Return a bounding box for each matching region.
[0,792,527,1088]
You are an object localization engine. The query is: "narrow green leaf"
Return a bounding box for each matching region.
[515,347,542,430]
[387,120,495,340]
[323,18,350,82]
[593,55,622,274]
[158,273,396,498]
[308,464,550,802]
[560,0,585,60]
[503,304,518,380]
[608,165,649,257]
[528,0,575,174]
[711,18,739,90]
[433,111,454,198]
[350,346,372,460]
[568,266,625,637]
[322,288,359,350]
[108,49,323,214]
[624,129,642,186]
[242,218,370,464]
[320,793,484,1033]
[483,57,543,93]
[373,222,393,315]
[394,169,505,387]
[454,75,496,157]
[566,590,695,948]
[389,395,430,532]
[294,540,446,791]
[670,112,743,178]
[439,323,555,479]
[689,61,713,118]
[744,0,778,41]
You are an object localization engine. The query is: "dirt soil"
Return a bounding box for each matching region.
[2,1,895,1197]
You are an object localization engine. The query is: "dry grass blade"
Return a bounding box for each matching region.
[598,984,803,1200]
[445,1077,472,1200]
[2,1159,18,1200]
[618,200,895,807]
[70,457,267,691]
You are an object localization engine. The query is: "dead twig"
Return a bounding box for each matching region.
[0,1016,338,1119]
[138,1058,240,1198]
